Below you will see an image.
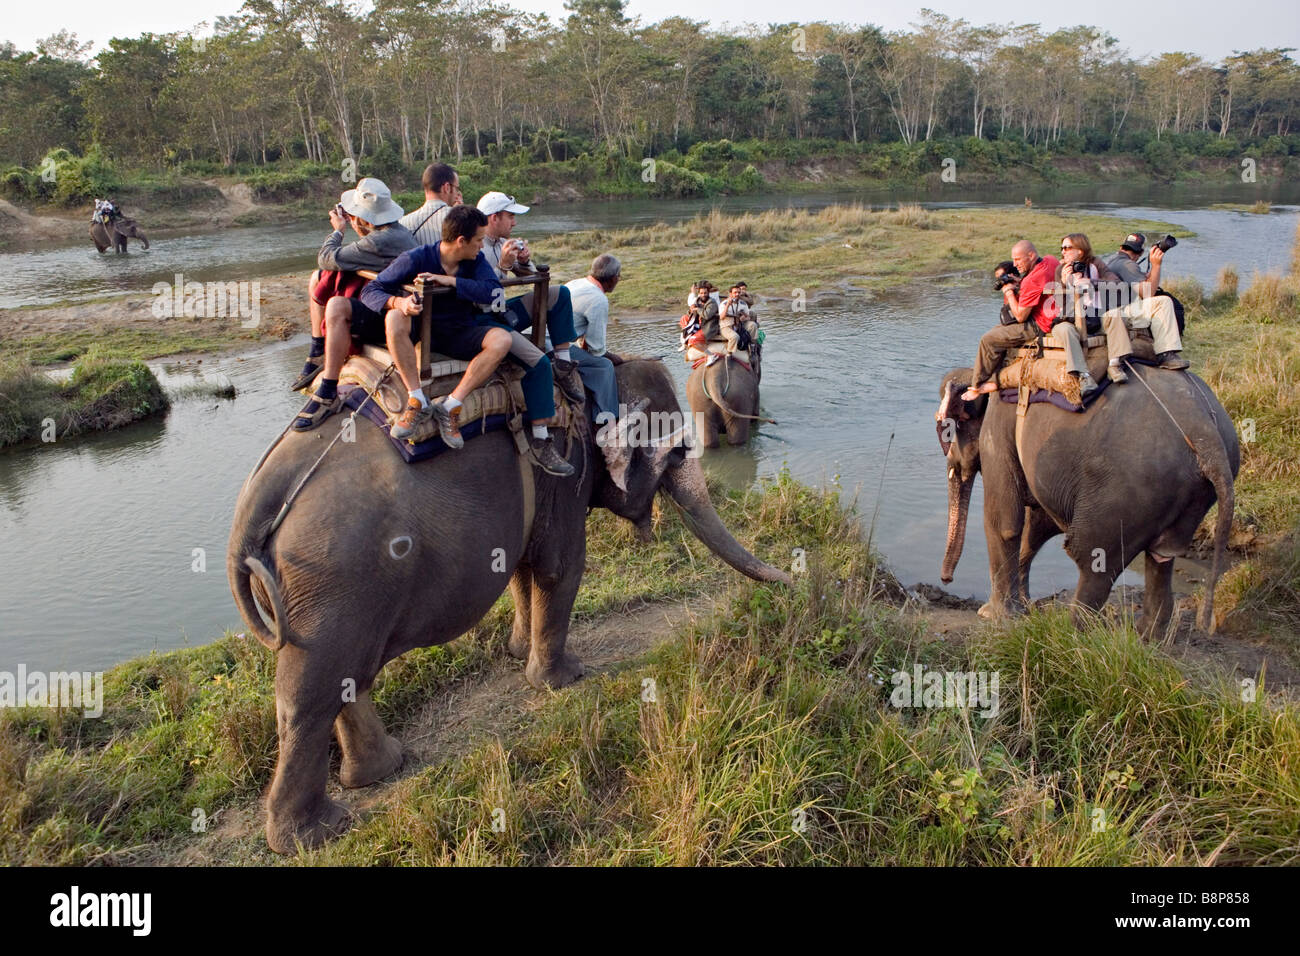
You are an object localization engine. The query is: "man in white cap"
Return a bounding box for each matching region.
[293,177,417,429]
[475,190,583,404]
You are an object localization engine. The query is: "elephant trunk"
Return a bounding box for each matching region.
[662,457,791,584]
[940,465,975,584]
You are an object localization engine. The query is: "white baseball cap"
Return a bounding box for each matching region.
[476,191,530,216]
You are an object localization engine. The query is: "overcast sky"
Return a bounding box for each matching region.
[5,0,1297,62]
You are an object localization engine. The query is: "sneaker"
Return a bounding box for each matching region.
[1078,372,1099,397]
[551,358,586,405]
[290,357,324,392]
[1107,362,1129,384]
[292,389,342,431]
[431,401,464,449]
[528,436,575,477]
[1157,351,1190,370]
[391,398,433,440]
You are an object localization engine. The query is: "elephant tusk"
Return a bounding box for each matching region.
[948,467,955,480]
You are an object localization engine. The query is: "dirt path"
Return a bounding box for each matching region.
[138,580,1295,866]
[155,598,703,865]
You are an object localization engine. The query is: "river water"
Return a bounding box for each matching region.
[2,185,1298,672]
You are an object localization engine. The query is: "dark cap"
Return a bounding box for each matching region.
[1120,233,1146,254]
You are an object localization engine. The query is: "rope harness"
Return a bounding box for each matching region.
[263,365,394,545]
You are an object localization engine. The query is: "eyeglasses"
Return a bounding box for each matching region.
[1061,244,1075,251]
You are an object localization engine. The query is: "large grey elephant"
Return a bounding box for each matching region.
[228,358,789,853]
[685,356,769,447]
[89,217,149,253]
[935,364,1238,637]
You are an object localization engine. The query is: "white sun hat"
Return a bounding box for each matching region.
[339,177,404,226]
[476,191,530,216]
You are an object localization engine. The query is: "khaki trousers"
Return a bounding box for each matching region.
[1102,295,1182,355]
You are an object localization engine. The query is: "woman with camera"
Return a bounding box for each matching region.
[1057,233,1134,384]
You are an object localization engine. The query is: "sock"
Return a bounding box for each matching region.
[318,378,338,400]
[554,348,571,362]
[531,424,548,440]
[444,396,463,411]
[1109,359,1120,366]
[310,336,325,358]
[409,389,429,408]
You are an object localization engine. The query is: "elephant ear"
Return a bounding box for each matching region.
[596,397,651,492]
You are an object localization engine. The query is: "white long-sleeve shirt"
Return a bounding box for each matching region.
[565,276,610,356]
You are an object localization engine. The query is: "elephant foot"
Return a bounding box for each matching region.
[339,733,403,789]
[978,599,1026,621]
[265,795,352,855]
[526,651,585,690]
[508,626,531,661]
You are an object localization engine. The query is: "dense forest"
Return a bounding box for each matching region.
[2,0,1298,200]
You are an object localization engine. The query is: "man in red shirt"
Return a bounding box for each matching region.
[963,240,1097,401]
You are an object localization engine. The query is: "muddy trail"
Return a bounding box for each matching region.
[137,579,1297,866]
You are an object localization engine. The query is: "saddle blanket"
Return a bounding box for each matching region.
[339,383,512,463]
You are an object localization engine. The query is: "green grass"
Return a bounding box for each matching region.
[0,351,169,448]
[1179,222,1300,653]
[536,204,1188,312]
[3,470,1296,866]
[14,327,273,368]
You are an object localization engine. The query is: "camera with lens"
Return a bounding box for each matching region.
[993,271,1018,291]
[1154,234,1178,253]
[1070,260,1089,276]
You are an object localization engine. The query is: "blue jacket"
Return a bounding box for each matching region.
[360,244,502,325]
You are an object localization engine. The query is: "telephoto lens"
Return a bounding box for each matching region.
[1156,234,1179,253]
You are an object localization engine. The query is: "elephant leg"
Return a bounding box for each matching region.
[725,415,751,446]
[1018,506,1059,606]
[981,462,1027,619]
[335,688,403,788]
[524,553,585,690]
[1065,531,1126,629]
[507,565,533,660]
[1140,553,1176,641]
[264,647,352,854]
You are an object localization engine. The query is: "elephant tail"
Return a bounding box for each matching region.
[231,552,291,651]
[1192,431,1234,634]
[703,360,777,425]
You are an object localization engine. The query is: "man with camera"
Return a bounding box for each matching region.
[360,205,574,477]
[964,240,1100,401]
[1102,233,1189,370]
[475,191,585,405]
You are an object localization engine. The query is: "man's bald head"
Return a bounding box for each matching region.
[1011,240,1038,274]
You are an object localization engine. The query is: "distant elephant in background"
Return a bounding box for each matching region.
[90,218,149,253]
[935,363,1238,638]
[686,355,771,447]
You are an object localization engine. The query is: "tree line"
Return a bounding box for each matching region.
[2,1,1297,174]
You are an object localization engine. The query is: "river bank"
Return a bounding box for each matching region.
[2,466,1297,866]
[4,145,1295,251]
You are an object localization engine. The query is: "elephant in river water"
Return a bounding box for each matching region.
[227,358,789,853]
[685,355,770,447]
[89,218,149,253]
[935,363,1238,638]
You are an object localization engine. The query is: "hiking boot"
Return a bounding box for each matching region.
[291,357,324,392]
[1107,362,1129,384]
[292,389,342,431]
[391,398,433,440]
[528,436,575,477]
[431,400,464,449]
[1157,351,1190,370]
[551,358,586,405]
[1077,372,1099,398]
